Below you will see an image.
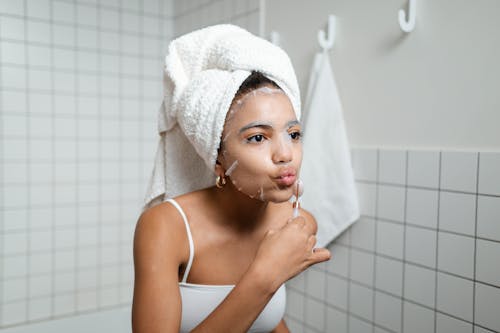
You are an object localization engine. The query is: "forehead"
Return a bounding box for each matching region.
[226,91,297,126]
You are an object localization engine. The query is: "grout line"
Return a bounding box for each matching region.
[0,1,4,326]
[433,151,443,332]
[23,0,31,323]
[49,0,56,319]
[472,152,480,331]
[117,0,124,305]
[371,148,380,333]
[400,150,409,332]
[96,0,102,310]
[73,0,80,314]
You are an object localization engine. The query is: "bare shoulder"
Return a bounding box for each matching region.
[133,201,187,267]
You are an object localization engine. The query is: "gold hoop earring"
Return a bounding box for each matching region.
[216,175,226,188]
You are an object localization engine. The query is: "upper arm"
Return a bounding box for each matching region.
[131,206,184,333]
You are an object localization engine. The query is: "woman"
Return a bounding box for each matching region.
[132,25,331,333]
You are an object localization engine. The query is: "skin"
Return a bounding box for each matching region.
[132,85,331,333]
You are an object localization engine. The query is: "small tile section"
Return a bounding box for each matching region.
[404,264,436,308]
[378,149,406,185]
[403,301,435,333]
[405,225,437,268]
[286,148,500,333]
[407,150,440,189]
[377,185,406,222]
[440,152,478,193]
[478,152,500,196]
[439,191,476,236]
[436,272,474,322]
[436,313,472,333]
[475,282,500,332]
[406,188,439,229]
[475,239,500,287]
[375,256,403,296]
[477,195,500,242]
[437,231,475,279]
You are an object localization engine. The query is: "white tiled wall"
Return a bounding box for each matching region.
[285,148,500,333]
[172,0,260,38]
[0,0,173,328]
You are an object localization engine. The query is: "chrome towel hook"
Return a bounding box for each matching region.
[318,15,336,51]
[399,0,416,32]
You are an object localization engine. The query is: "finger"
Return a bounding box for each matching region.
[287,216,306,228]
[307,234,317,249]
[309,248,331,264]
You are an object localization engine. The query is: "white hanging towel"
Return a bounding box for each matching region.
[300,51,360,247]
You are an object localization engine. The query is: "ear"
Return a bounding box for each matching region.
[214,151,226,176]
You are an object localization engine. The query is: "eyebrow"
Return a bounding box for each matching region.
[238,120,300,134]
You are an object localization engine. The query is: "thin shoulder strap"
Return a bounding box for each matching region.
[165,198,194,283]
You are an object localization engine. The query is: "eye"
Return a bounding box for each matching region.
[247,134,265,143]
[290,131,302,140]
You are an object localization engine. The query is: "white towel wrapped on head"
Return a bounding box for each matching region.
[144,24,302,209]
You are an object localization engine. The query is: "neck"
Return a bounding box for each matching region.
[209,182,269,232]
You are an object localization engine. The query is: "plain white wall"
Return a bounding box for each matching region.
[264,0,500,150]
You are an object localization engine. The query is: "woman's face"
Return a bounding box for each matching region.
[217,86,303,203]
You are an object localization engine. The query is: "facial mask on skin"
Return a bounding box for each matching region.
[218,85,303,203]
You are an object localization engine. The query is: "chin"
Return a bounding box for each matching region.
[259,188,294,203]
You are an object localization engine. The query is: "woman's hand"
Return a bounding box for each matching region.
[251,214,331,291]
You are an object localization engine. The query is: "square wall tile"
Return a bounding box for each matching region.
[357,182,377,217]
[475,239,500,287]
[404,264,436,308]
[377,185,406,223]
[1,300,27,326]
[378,149,406,185]
[403,301,435,333]
[375,291,402,332]
[438,232,475,279]
[326,274,348,310]
[305,297,325,332]
[407,150,440,188]
[477,195,500,242]
[326,306,347,333]
[349,316,372,333]
[28,296,51,321]
[350,217,375,251]
[326,244,349,278]
[375,256,403,296]
[475,327,497,333]
[349,282,373,321]
[478,153,500,196]
[286,289,305,321]
[475,282,500,332]
[352,148,377,182]
[376,221,404,260]
[350,249,374,286]
[439,191,476,236]
[440,152,478,193]
[405,225,437,268]
[437,272,474,322]
[436,313,472,333]
[306,268,326,301]
[406,188,439,229]
[287,271,306,292]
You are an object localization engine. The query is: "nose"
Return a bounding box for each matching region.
[272,134,293,164]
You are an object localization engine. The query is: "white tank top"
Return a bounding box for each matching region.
[165,198,286,333]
